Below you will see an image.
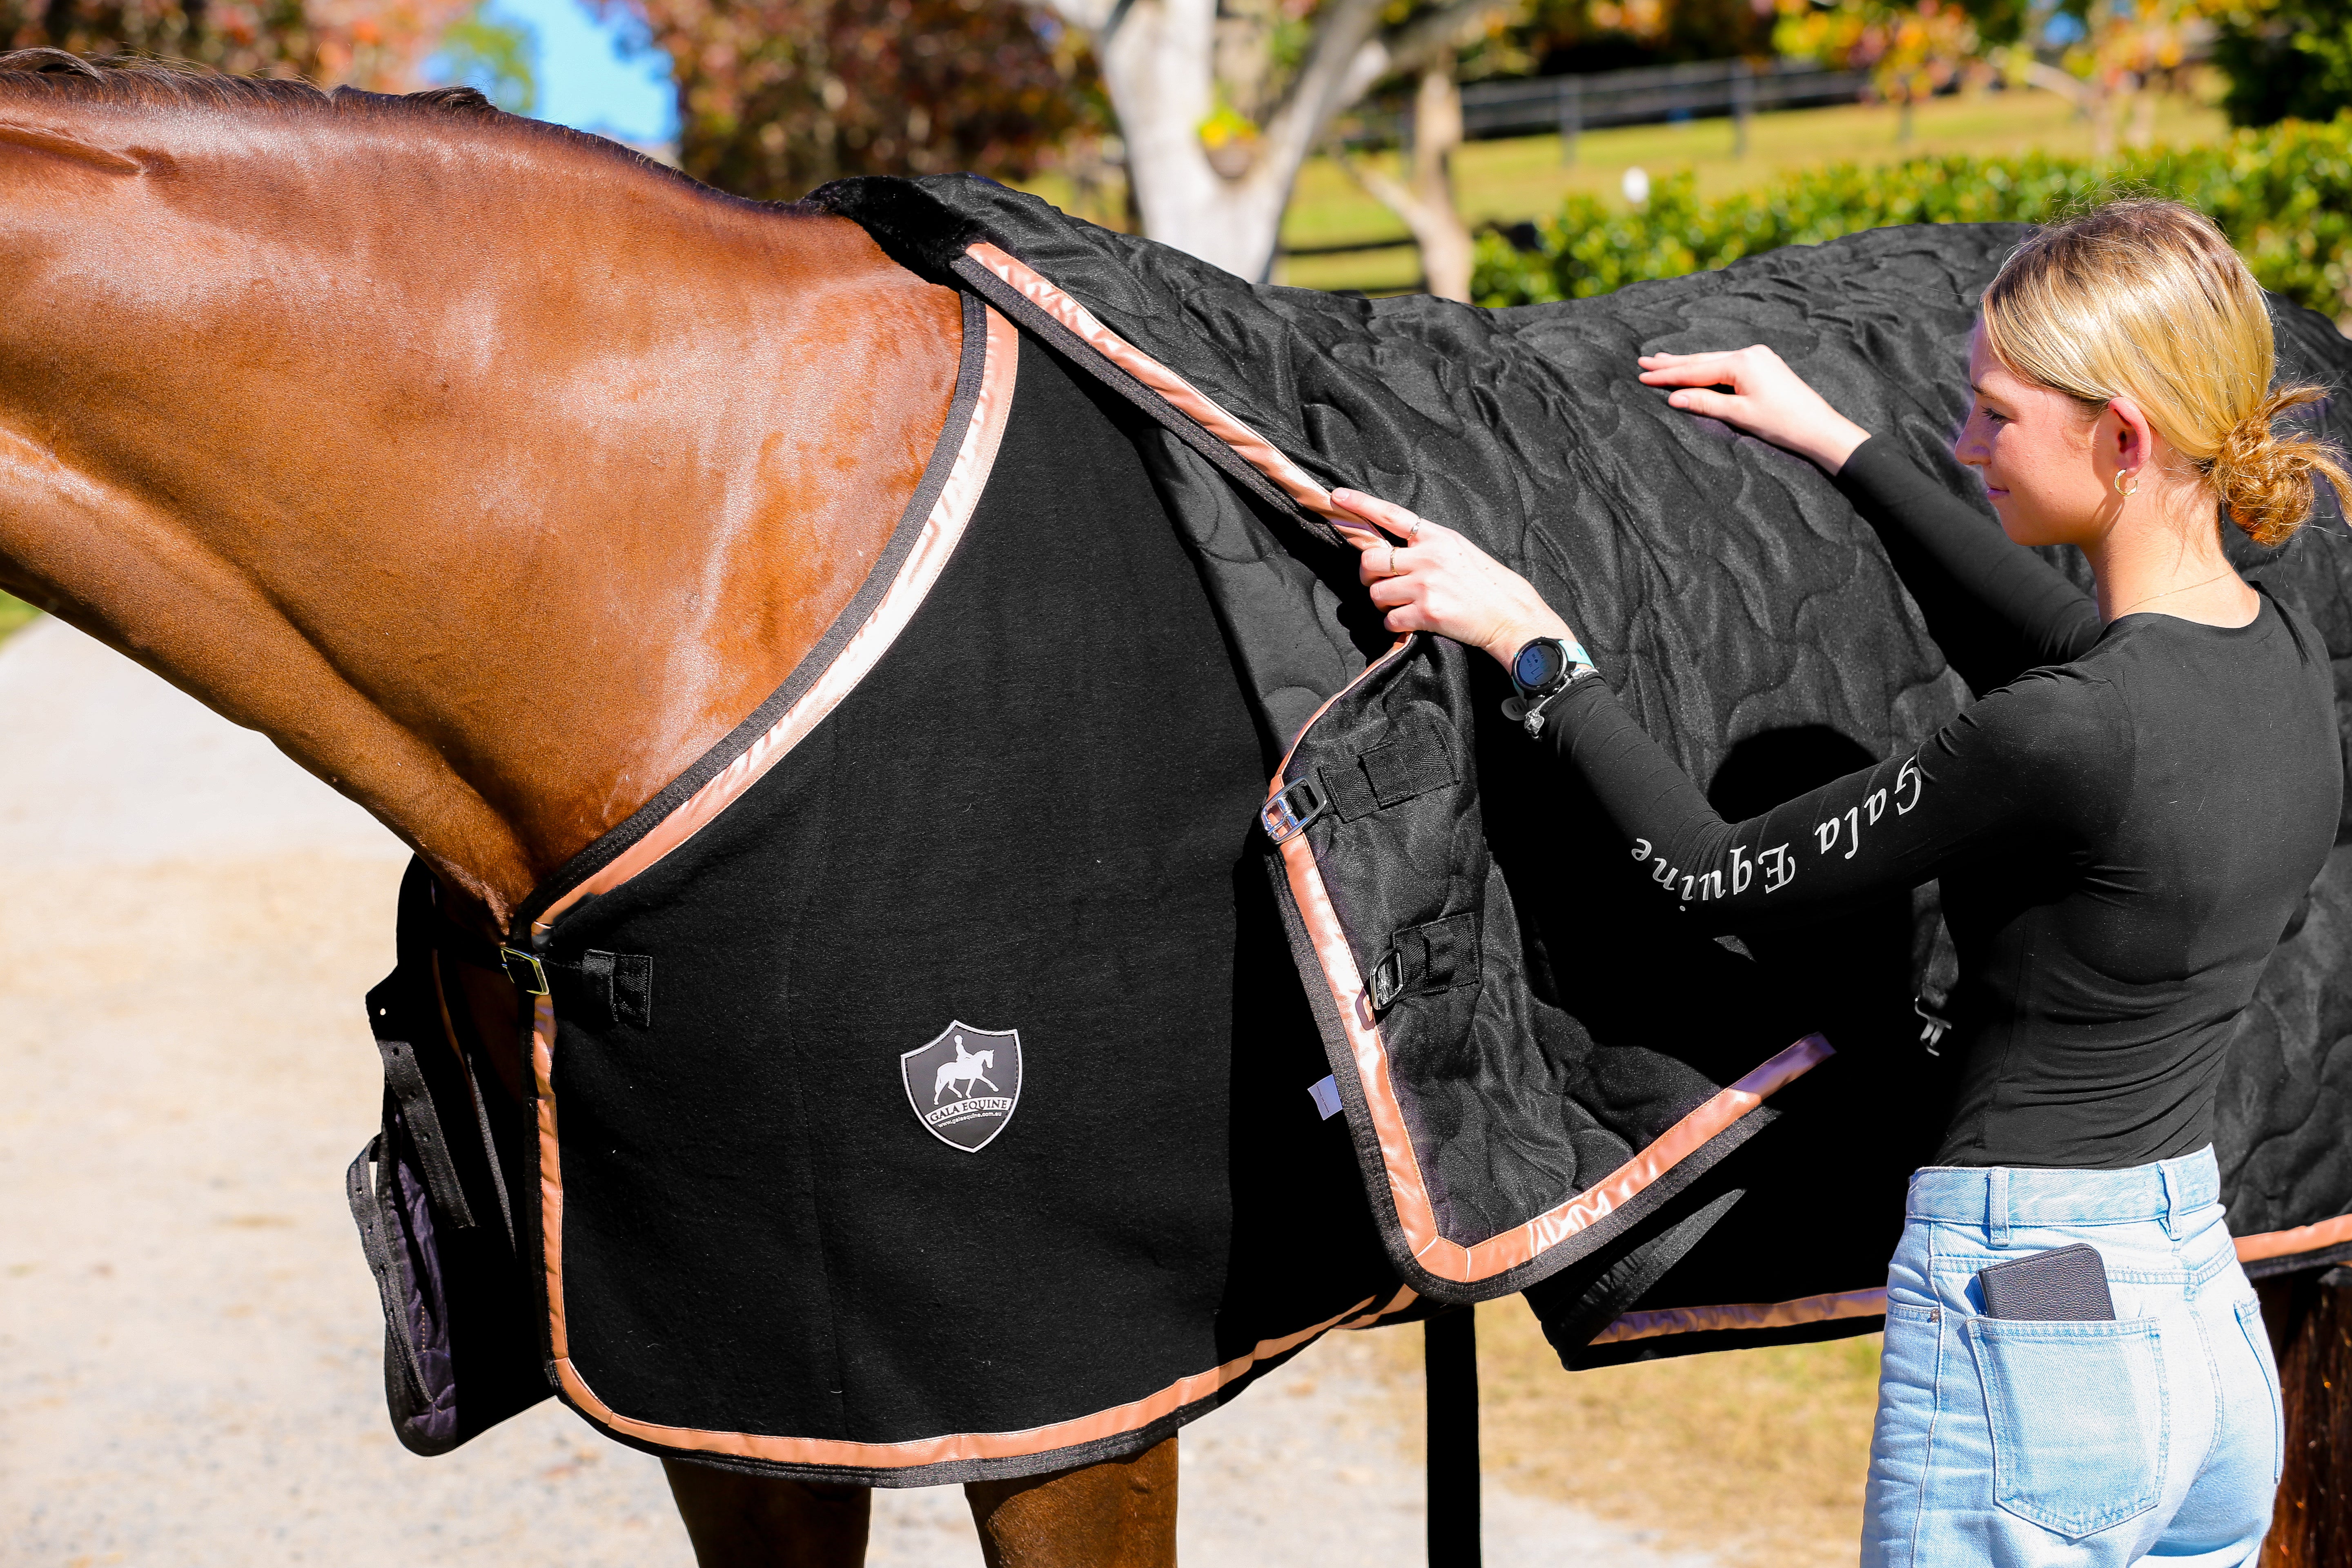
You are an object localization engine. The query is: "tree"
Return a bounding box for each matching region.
[2210,0,2352,125]
[1,0,470,87]
[1517,0,1773,74]
[1339,47,1476,298]
[1032,0,1517,277]
[1774,0,1987,138]
[1774,0,2205,153]
[604,0,1102,202]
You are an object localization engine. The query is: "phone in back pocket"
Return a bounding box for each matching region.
[1976,1242,2116,1321]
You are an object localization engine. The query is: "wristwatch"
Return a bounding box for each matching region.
[1503,635,1597,737]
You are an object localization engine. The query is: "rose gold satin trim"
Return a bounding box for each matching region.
[977,237,1833,1282]
[963,242,1350,523]
[1467,1032,1834,1280]
[550,1292,1381,1469]
[529,306,1022,935]
[1271,637,1413,777]
[1590,1287,1890,1347]
[1343,1284,1421,1330]
[532,991,569,1359]
[2235,1211,2352,1263]
[1276,825,1440,1256]
[1276,827,1834,1288]
[1266,630,1833,1285]
[532,931,1386,1466]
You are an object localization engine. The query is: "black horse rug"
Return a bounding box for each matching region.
[350,177,2352,1483]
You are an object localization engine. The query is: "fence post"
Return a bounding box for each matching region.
[2257,1269,2352,1566]
[1732,58,1754,158]
[1425,1308,1481,1568]
[1557,76,1581,165]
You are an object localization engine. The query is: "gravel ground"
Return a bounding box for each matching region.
[0,616,1710,1568]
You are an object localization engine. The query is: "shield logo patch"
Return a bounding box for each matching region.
[900,1021,1023,1152]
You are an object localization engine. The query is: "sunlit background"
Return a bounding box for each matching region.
[431,0,675,146]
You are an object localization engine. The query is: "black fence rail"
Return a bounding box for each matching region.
[1292,58,1871,272]
[1339,56,1869,162]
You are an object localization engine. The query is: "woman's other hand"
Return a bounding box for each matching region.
[1637,345,1872,473]
[1330,488,1574,670]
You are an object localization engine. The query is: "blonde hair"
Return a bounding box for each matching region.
[1978,198,2348,549]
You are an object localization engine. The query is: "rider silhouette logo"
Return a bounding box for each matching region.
[899,1022,1024,1152]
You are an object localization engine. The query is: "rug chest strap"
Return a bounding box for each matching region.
[1316,722,1459,823]
[367,975,478,1232]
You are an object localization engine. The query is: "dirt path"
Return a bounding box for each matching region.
[0,618,1709,1567]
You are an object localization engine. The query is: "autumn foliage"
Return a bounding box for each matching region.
[2,0,466,87]
[602,0,1101,203]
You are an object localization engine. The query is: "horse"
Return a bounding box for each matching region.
[0,50,1200,1566]
[8,48,2349,1568]
[934,1042,997,1103]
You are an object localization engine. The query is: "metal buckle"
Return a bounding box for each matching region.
[1913,994,1952,1055]
[501,946,551,997]
[1259,777,1327,844]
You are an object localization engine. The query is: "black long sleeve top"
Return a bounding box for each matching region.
[1542,437,2343,1169]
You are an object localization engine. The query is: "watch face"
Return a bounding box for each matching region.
[1515,639,1565,692]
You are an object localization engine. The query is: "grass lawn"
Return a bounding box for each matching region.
[0,591,35,642]
[1277,86,2231,294]
[1377,1297,1884,1568]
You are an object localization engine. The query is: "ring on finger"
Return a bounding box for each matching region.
[1385,545,1398,576]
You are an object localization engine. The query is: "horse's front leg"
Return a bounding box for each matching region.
[964,1436,1178,1568]
[664,1460,872,1567]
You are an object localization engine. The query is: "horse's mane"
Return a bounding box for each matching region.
[0,47,733,205]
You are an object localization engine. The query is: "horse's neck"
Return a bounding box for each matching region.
[0,107,961,925]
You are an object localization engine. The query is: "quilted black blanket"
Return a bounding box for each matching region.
[812,175,2352,1344]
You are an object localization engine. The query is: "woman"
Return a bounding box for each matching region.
[1335,199,2341,1565]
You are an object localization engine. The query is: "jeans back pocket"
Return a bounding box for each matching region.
[1966,1316,2167,1538]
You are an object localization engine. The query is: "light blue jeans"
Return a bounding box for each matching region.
[1861,1147,2282,1567]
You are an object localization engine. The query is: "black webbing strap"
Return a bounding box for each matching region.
[493,942,653,1031]
[1371,912,1481,1012]
[1425,1308,1483,1568]
[1317,721,1459,823]
[453,1022,515,1246]
[579,950,654,1029]
[367,975,478,1232]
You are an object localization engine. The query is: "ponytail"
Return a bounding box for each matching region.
[2206,386,2349,549]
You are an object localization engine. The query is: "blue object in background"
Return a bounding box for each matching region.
[434,0,677,148]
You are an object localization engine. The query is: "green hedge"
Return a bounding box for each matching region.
[1472,116,2352,316]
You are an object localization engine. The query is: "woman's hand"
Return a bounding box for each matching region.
[1637,345,1871,473]
[1330,488,1573,670]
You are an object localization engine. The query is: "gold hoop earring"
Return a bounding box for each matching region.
[2114,469,2139,498]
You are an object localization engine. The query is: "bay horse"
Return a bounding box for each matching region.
[0,49,1179,1566]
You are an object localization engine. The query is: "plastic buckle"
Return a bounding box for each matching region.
[501,946,551,997]
[1259,777,1327,844]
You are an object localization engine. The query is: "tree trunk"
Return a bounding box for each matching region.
[1091,0,1294,277]
[1344,55,1474,301]
[2257,1269,2352,1566]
